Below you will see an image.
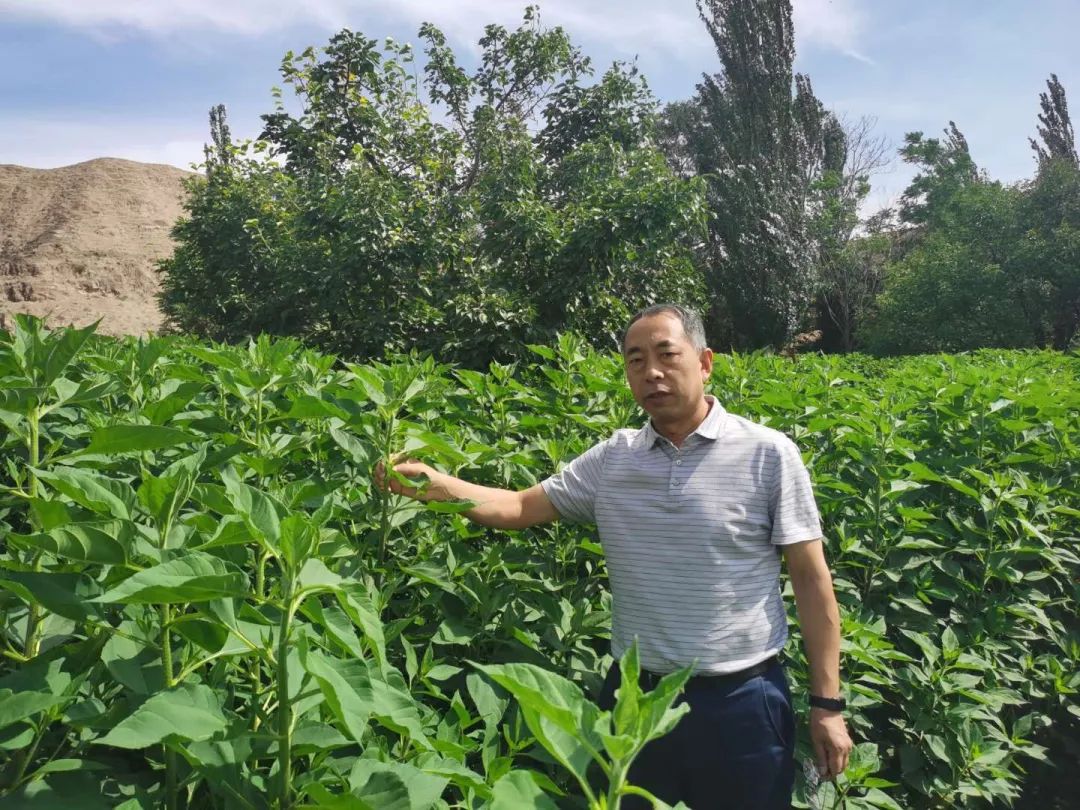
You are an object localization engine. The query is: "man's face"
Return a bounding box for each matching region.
[623,313,713,420]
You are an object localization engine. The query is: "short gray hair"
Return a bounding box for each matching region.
[622,303,708,352]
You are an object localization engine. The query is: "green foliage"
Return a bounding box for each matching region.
[0,316,1077,808]
[897,123,982,228]
[1029,74,1078,169]
[659,0,843,350]
[864,87,1080,354]
[860,182,1035,355]
[159,10,706,368]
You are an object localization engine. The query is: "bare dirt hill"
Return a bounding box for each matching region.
[0,157,197,336]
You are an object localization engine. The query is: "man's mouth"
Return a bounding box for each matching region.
[645,391,671,402]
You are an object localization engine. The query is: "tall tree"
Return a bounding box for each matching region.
[663,0,842,349]
[1030,73,1078,167]
[813,116,892,351]
[1026,75,1080,348]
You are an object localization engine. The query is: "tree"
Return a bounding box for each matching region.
[859,78,1080,355]
[859,181,1035,354]
[1030,73,1078,168]
[660,0,842,350]
[898,122,981,227]
[159,9,706,366]
[1025,75,1080,348]
[813,116,892,351]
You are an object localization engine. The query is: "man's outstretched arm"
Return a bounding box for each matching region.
[374,459,559,531]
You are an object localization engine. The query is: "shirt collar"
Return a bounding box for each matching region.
[635,395,727,450]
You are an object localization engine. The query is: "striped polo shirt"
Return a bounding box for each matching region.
[541,395,822,675]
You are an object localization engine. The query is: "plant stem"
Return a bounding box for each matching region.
[22,407,44,659]
[277,586,297,809]
[604,761,627,810]
[161,603,179,810]
[378,413,396,564]
[251,551,268,731]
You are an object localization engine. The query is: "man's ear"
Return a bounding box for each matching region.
[700,347,714,379]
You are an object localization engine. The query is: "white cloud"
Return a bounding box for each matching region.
[0,1,867,64]
[791,0,869,61]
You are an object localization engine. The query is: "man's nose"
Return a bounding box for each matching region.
[645,364,664,380]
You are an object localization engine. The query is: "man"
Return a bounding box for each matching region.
[376,303,852,808]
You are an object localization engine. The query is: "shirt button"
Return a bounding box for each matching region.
[672,480,681,486]
[675,459,683,466]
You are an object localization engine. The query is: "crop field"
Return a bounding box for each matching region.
[0,316,1077,809]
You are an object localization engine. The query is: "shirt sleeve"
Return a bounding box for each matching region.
[768,436,823,546]
[540,439,608,525]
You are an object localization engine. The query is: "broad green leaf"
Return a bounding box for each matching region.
[34,467,135,520]
[102,632,164,696]
[330,426,372,466]
[302,784,373,809]
[410,753,487,796]
[0,724,34,751]
[491,771,559,810]
[0,572,103,621]
[352,772,411,810]
[466,672,508,733]
[633,667,692,743]
[349,760,448,810]
[93,552,246,604]
[41,320,98,386]
[301,648,373,742]
[303,602,365,660]
[194,515,252,550]
[283,394,350,421]
[338,586,389,670]
[82,425,197,456]
[296,557,342,592]
[291,723,351,754]
[0,769,115,809]
[220,466,282,549]
[899,630,940,665]
[613,642,642,736]
[0,690,67,731]
[173,617,229,653]
[6,521,130,565]
[281,513,318,570]
[367,670,435,751]
[96,683,228,748]
[474,662,603,787]
[0,386,48,415]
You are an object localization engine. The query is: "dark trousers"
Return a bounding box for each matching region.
[596,659,796,810]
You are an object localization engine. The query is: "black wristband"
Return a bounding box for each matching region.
[809,694,846,712]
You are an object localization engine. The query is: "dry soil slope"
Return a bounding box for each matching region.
[0,157,196,336]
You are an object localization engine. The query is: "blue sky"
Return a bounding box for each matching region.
[2,0,1078,214]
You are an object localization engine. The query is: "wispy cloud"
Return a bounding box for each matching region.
[791,0,871,63]
[0,0,868,64]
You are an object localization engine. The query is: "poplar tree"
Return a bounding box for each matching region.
[667,0,840,349]
[1030,73,1078,167]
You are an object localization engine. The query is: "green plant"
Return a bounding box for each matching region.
[0,315,1077,808]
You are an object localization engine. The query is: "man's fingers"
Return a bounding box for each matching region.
[827,743,843,780]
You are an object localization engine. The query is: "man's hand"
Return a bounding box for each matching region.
[809,708,852,780]
[373,459,447,501]
[373,460,558,530]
